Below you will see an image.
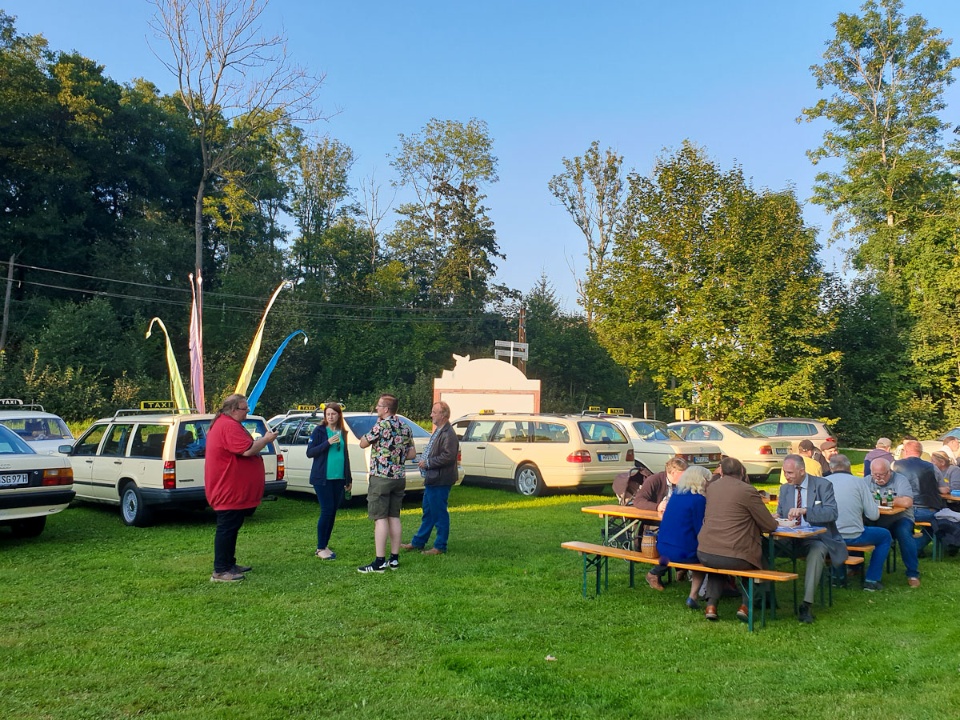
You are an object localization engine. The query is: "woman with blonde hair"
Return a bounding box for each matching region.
[645,464,711,608]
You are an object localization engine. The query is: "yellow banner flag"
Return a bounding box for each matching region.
[234,280,290,396]
[145,318,190,412]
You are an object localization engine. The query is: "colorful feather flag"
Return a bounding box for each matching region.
[234,280,291,396]
[247,330,308,413]
[145,318,191,412]
[188,273,205,413]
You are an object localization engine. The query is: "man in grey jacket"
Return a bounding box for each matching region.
[777,455,847,624]
[402,401,460,555]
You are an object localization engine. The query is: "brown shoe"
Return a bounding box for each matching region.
[422,547,445,555]
[400,543,422,552]
[704,605,718,621]
[645,571,664,591]
[210,570,245,583]
[908,576,921,588]
[736,604,749,623]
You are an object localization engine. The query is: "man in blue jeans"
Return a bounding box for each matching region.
[864,457,921,588]
[827,454,892,591]
[402,401,459,555]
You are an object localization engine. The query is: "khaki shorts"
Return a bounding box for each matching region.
[367,475,405,520]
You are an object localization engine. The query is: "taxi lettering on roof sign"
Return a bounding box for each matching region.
[0,398,24,406]
[587,405,601,412]
[140,400,175,410]
[296,404,318,411]
[606,408,625,415]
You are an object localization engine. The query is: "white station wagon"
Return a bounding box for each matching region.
[452,412,635,496]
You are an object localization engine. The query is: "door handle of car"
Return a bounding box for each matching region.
[114,460,122,465]
[476,445,486,450]
[281,448,289,453]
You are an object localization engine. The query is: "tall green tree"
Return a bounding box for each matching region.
[595,142,839,422]
[548,141,627,324]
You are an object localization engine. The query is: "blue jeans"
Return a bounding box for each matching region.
[411,485,452,551]
[844,526,892,583]
[313,480,345,550]
[871,516,920,579]
[913,507,938,554]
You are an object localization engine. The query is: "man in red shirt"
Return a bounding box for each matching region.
[205,394,278,582]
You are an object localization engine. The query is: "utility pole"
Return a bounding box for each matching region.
[518,305,526,375]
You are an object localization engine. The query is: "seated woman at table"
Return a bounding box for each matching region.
[930,451,959,493]
[646,465,711,608]
[696,457,778,623]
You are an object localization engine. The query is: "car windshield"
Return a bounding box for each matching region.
[345,414,430,438]
[0,424,35,454]
[723,423,767,439]
[629,420,682,442]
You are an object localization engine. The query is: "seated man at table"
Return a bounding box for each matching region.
[893,440,945,557]
[826,453,891,591]
[776,455,846,624]
[633,456,688,512]
[864,458,920,588]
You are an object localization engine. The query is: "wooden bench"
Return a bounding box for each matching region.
[915,521,942,561]
[561,541,797,631]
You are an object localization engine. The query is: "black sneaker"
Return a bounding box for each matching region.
[798,603,815,624]
[358,560,386,574]
[863,580,884,592]
[387,557,399,570]
[232,564,252,574]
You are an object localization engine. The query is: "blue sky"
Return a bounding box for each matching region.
[6,0,960,312]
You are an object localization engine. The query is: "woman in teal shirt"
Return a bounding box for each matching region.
[306,403,352,559]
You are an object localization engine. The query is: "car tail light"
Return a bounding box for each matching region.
[567,450,592,463]
[626,448,634,462]
[759,445,772,455]
[41,468,73,485]
[163,460,176,489]
[458,449,462,462]
[276,453,285,481]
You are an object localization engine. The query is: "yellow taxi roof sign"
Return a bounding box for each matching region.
[140,400,174,410]
[606,407,625,415]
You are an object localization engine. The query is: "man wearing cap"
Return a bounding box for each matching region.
[799,439,831,477]
[826,453,891,591]
[863,438,895,468]
[819,440,838,475]
[864,458,920,587]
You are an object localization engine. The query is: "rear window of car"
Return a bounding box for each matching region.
[780,422,816,436]
[630,421,678,442]
[577,421,627,444]
[0,417,73,441]
[724,424,767,439]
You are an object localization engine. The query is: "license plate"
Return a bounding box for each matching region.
[598,453,619,462]
[0,473,29,487]
[775,447,788,455]
[693,455,709,464]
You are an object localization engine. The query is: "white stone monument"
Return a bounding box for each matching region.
[433,354,540,420]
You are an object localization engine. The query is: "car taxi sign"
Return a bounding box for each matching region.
[587,405,601,412]
[140,400,175,410]
[0,398,24,406]
[605,407,625,415]
[296,404,318,411]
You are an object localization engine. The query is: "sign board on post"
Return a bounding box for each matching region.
[494,340,528,361]
[674,408,691,421]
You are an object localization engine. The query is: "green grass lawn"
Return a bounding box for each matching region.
[2,479,959,719]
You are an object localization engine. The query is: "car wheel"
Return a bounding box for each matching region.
[121,483,153,527]
[10,516,46,538]
[515,464,545,496]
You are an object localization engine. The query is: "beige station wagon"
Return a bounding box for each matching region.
[61,409,286,526]
[452,413,635,496]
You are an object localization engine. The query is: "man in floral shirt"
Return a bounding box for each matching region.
[358,394,416,573]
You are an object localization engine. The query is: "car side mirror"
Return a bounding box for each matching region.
[58,443,73,454]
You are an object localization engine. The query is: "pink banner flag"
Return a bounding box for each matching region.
[189,273,206,413]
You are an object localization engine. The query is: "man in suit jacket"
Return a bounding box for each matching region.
[402,401,460,555]
[777,454,847,624]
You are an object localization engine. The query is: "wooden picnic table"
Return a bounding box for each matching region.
[581,504,662,548]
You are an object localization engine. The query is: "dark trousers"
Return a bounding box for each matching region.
[314,480,345,550]
[697,551,757,606]
[214,509,248,573]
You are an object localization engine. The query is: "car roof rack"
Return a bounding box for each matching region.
[0,398,45,412]
[112,407,200,418]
